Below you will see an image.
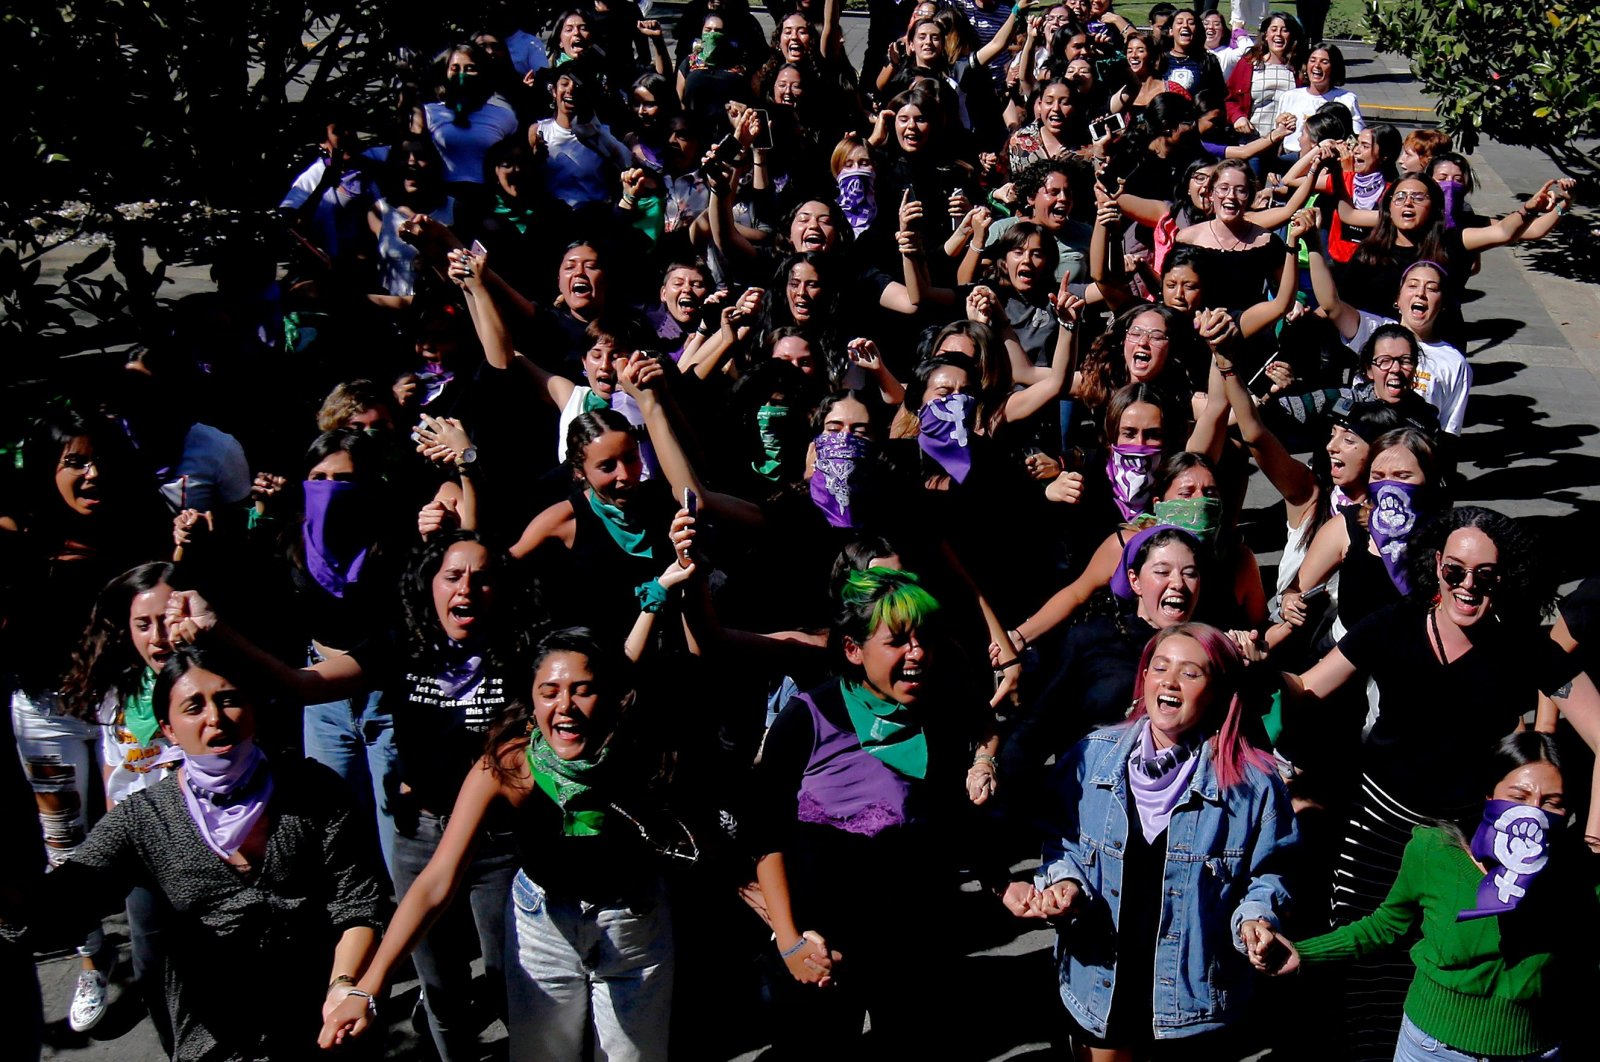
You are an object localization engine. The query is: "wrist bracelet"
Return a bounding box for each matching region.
[328,974,357,991]
[1009,627,1029,649]
[974,752,998,767]
[779,937,810,959]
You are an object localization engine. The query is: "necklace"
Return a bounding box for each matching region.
[1209,219,1248,251]
[1427,604,1450,664]
[606,801,702,864]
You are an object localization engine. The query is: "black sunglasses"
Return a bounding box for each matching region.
[1440,561,1498,594]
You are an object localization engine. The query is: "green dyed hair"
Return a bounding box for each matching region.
[833,567,941,665]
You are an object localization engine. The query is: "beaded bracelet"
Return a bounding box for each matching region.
[778,937,810,959]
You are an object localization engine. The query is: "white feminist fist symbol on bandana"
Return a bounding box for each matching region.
[1490,804,1549,904]
[928,395,973,448]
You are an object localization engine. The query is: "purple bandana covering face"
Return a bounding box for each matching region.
[180,739,273,859]
[302,480,370,598]
[1457,799,1553,921]
[810,432,872,528]
[1367,480,1422,594]
[837,165,876,236]
[1128,721,1202,844]
[1439,179,1465,230]
[1106,444,1160,521]
[918,393,977,484]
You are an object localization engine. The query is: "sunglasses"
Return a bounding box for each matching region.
[1440,561,1498,594]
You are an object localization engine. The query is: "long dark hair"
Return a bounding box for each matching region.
[151,644,251,728]
[15,408,132,538]
[1243,12,1307,72]
[1352,173,1446,272]
[399,531,533,676]
[1077,304,1196,412]
[60,562,184,724]
[1407,506,1552,629]
[1438,730,1563,851]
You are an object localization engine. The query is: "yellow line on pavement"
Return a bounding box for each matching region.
[1362,105,1435,113]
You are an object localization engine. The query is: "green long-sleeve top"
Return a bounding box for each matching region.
[1298,825,1600,1057]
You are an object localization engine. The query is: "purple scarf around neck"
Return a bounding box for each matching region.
[179,739,273,859]
[302,480,370,598]
[1127,721,1202,843]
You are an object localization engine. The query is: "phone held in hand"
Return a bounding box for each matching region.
[683,487,699,519]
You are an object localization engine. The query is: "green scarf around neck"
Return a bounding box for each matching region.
[581,387,610,414]
[587,490,653,558]
[526,731,611,836]
[123,667,161,747]
[839,679,928,779]
[490,192,539,236]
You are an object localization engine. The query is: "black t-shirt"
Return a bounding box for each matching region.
[1559,576,1600,683]
[1337,602,1581,810]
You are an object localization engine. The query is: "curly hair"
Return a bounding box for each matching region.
[1406,506,1553,628]
[60,562,185,725]
[399,531,538,680]
[1077,304,1196,413]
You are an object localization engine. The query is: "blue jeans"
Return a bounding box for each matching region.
[391,810,518,1062]
[503,870,673,1062]
[302,672,398,882]
[1394,1015,1560,1062]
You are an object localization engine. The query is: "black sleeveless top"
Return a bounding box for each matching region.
[1336,506,1402,631]
[547,481,677,644]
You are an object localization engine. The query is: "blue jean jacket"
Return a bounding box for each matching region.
[1035,722,1298,1039]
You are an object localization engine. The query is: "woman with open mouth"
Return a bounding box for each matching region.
[1006,622,1296,1057]
[6,409,163,1037]
[745,566,1005,1056]
[533,69,633,210]
[1282,506,1600,1058]
[1224,12,1306,140]
[25,644,387,1060]
[1172,159,1297,317]
[322,627,699,1062]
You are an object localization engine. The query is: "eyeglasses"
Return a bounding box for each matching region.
[1371,355,1418,371]
[1440,562,1499,594]
[1391,192,1430,204]
[1127,326,1169,342]
[60,453,99,473]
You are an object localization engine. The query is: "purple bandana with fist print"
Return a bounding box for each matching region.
[1457,799,1553,921]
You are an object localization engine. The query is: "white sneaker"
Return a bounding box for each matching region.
[69,969,108,1033]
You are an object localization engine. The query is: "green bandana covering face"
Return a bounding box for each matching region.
[581,387,610,414]
[1152,496,1224,547]
[839,679,928,779]
[752,404,792,480]
[491,193,539,236]
[588,490,653,558]
[699,29,728,65]
[527,732,610,836]
[123,667,160,747]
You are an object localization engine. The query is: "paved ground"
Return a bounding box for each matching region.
[28,27,1600,1062]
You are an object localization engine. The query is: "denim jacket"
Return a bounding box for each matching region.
[1035,722,1297,1039]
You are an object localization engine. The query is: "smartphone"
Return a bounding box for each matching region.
[683,487,698,518]
[752,109,774,150]
[1300,583,1329,603]
[470,239,487,256]
[1090,112,1129,142]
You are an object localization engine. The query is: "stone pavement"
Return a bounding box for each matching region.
[28,27,1600,1062]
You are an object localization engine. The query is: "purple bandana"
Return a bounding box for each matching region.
[1367,480,1422,594]
[1128,721,1202,844]
[1457,799,1553,921]
[1330,484,1357,512]
[302,480,370,598]
[837,165,876,236]
[1439,179,1464,230]
[810,432,871,528]
[919,393,977,484]
[1109,523,1183,600]
[1106,444,1160,521]
[437,644,487,700]
[180,739,273,860]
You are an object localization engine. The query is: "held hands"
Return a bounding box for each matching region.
[1002,878,1083,919]
[1195,306,1238,352]
[1286,206,1320,246]
[966,284,1000,324]
[1271,112,1297,143]
[413,415,473,465]
[617,351,668,399]
[446,245,487,292]
[318,990,373,1048]
[1239,919,1300,975]
[164,589,217,645]
[173,509,214,548]
[781,930,841,987]
[1526,177,1576,214]
[967,756,998,804]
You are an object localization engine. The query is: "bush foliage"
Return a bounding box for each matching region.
[1366,0,1600,177]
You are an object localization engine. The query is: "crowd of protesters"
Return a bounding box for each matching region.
[3,3,1597,1061]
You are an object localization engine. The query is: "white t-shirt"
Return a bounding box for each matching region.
[98,691,175,806]
[537,119,632,207]
[1277,85,1366,135]
[158,423,252,513]
[1348,311,1471,435]
[279,154,379,258]
[424,101,520,183]
[374,196,457,296]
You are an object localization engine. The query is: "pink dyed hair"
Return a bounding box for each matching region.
[1127,622,1276,789]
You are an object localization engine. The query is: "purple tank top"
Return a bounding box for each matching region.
[793,689,917,837]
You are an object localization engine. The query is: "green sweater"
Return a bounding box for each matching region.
[1299,825,1598,1057]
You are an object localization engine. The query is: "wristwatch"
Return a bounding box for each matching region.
[457,447,480,477]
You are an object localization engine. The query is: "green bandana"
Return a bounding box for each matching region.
[527,732,610,836]
[1152,496,1224,547]
[587,490,653,558]
[699,29,728,65]
[752,404,792,480]
[490,193,539,236]
[581,387,610,414]
[123,667,160,747]
[839,679,928,780]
